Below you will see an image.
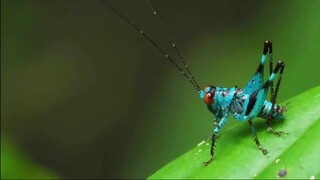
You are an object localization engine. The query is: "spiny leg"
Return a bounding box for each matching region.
[271,62,285,105]
[266,40,275,101]
[266,41,276,133]
[266,60,286,136]
[203,114,228,166]
[268,45,286,105]
[248,119,268,155]
[202,133,217,166]
[266,120,285,136]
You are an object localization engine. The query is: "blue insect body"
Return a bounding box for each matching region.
[201,85,284,133]
[199,41,286,165]
[103,0,287,166]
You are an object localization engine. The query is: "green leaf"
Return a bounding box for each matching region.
[149,86,320,179]
[1,135,59,179]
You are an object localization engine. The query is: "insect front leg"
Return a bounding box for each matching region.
[248,119,268,155]
[202,132,217,166]
[203,113,228,166]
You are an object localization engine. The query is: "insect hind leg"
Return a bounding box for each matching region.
[243,41,272,95]
[266,41,275,101]
[265,60,287,136]
[243,62,285,155]
[271,61,285,106]
[263,60,285,88]
[260,40,273,73]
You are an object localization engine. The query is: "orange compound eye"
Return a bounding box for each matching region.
[204,93,214,105]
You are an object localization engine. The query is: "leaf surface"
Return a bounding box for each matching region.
[149,86,320,179]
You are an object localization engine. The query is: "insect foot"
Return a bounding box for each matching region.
[259,146,268,155]
[282,102,291,112]
[267,127,286,137]
[202,156,213,166]
[274,130,286,137]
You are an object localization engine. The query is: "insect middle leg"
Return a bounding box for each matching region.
[248,119,268,154]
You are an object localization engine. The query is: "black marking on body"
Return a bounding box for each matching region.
[245,91,258,115]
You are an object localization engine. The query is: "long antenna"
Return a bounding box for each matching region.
[101,0,201,92]
[145,0,201,91]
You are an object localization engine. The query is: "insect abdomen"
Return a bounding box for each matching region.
[259,101,285,120]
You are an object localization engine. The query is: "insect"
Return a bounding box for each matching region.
[102,0,287,166]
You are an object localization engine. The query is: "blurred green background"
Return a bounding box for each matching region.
[1,0,320,179]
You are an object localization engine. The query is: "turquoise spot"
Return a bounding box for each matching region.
[205,87,210,93]
[261,54,267,64]
[269,73,276,81]
[200,90,205,99]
